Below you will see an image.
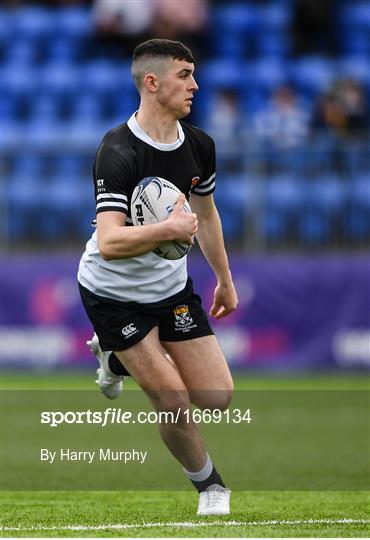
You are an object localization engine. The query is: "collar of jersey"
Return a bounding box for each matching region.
[127,112,185,151]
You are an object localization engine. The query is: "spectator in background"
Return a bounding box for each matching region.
[93,0,156,56]
[204,88,245,171]
[311,79,369,139]
[253,86,309,150]
[292,0,338,56]
[93,0,209,59]
[151,0,209,59]
[5,0,92,5]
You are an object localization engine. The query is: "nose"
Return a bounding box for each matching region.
[190,76,199,92]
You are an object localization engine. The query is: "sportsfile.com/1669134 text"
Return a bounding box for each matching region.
[40,408,252,428]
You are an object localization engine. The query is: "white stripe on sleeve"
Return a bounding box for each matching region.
[97,193,128,201]
[96,201,128,210]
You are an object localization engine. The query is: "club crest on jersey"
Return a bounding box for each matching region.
[191,176,200,187]
[174,305,193,328]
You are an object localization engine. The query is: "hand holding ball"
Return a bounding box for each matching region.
[130,177,196,260]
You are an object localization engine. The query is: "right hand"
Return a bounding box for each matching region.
[167,194,198,245]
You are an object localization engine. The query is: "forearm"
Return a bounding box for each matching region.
[196,207,232,285]
[98,222,171,260]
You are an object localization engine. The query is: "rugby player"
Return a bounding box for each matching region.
[78,39,238,515]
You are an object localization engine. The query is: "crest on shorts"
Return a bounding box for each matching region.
[174,305,193,328]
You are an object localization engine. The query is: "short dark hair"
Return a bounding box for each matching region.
[133,39,194,64]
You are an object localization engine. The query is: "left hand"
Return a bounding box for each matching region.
[209,280,239,319]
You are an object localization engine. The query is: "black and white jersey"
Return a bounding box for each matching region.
[78,112,216,303]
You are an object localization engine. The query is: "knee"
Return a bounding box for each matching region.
[191,385,234,412]
[218,387,233,411]
[149,389,191,416]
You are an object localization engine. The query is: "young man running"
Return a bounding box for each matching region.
[78,39,238,515]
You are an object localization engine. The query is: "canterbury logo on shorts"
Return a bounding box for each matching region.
[121,323,138,338]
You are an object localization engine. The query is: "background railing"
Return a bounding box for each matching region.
[2,136,369,252]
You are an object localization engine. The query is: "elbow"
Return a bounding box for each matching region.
[99,249,113,261]
[98,241,114,261]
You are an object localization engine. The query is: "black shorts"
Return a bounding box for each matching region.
[79,278,214,352]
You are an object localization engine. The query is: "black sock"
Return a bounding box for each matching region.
[190,466,225,493]
[108,353,130,376]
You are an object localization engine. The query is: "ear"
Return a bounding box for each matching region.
[143,73,158,93]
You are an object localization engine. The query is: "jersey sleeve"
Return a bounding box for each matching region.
[191,136,216,196]
[93,144,133,216]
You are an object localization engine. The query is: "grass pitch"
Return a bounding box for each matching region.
[1,371,369,537]
[2,490,369,537]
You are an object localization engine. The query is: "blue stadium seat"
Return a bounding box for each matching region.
[83,61,134,96]
[265,175,305,211]
[307,175,347,212]
[341,140,370,175]
[10,155,44,178]
[0,8,11,44]
[211,4,257,57]
[198,60,246,90]
[340,30,370,55]
[213,3,257,33]
[214,174,255,240]
[257,2,291,30]
[54,7,92,39]
[4,37,39,66]
[53,156,86,179]
[1,92,18,121]
[11,7,55,41]
[113,92,140,121]
[73,94,104,122]
[344,174,370,241]
[41,64,80,100]
[5,173,43,241]
[3,66,38,99]
[263,175,305,242]
[2,121,27,151]
[25,118,65,150]
[298,210,332,244]
[255,2,291,57]
[337,1,370,55]
[32,95,62,122]
[241,88,269,116]
[290,57,335,98]
[47,37,82,63]
[197,60,248,118]
[339,57,370,90]
[37,174,95,240]
[344,209,369,241]
[65,120,109,151]
[302,137,336,173]
[339,2,370,31]
[3,68,37,120]
[256,31,290,58]
[248,59,286,93]
[298,175,347,244]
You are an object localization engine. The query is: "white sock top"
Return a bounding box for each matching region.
[183,453,213,482]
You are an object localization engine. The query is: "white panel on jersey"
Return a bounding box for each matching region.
[78,232,187,303]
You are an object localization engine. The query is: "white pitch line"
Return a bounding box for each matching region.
[1,518,369,532]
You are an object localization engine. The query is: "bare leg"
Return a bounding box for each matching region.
[114,327,206,471]
[162,335,234,411]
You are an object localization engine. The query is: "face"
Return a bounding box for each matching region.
[156,59,199,118]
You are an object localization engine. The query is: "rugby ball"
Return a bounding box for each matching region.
[130,177,192,260]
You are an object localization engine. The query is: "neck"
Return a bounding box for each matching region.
[136,103,179,144]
